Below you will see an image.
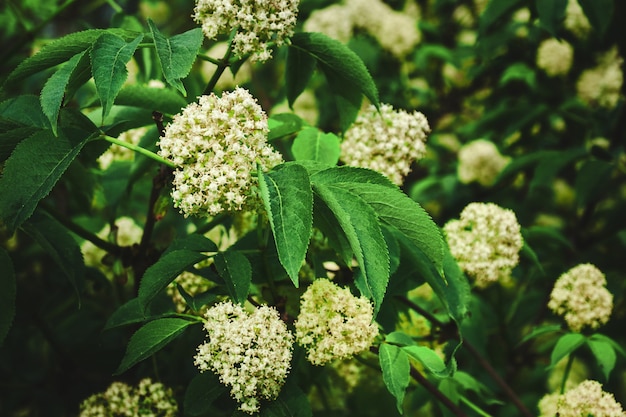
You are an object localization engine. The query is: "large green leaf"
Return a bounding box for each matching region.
[0,248,15,346]
[286,44,316,107]
[291,127,341,166]
[313,183,389,312]
[442,245,471,325]
[147,19,204,96]
[40,50,87,135]
[184,372,227,416]
[90,33,143,119]
[536,0,568,36]
[114,84,188,115]
[4,29,139,84]
[548,333,586,369]
[379,343,410,414]
[259,163,313,287]
[21,210,85,298]
[0,129,90,232]
[115,317,195,374]
[403,345,447,375]
[311,165,397,188]
[104,298,146,330]
[268,113,304,141]
[587,336,616,381]
[214,249,252,304]
[334,182,444,275]
[0,95,50,129]
[578,0,613,36]
[137,250,208,313]
[162,233,218,255]
[290,32,379,131]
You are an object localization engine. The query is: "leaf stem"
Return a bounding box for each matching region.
[202,34,235,95]
[560,354,574,394]
[459,396,493,417]
[101,134,176,168]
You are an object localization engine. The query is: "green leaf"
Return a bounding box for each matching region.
[575,159,613,207]
[442,245,471,325]
[0,95,50,129]
[548,333,586,369]
[386,331,415,347]
[214,250,252,304]
[163,234,218,255]
[261,383,312,417]
[379,343,410,414]
[286,43,316,107]
[587,337,616,381]
[313,183,389,313]
[291,127,341,166]
[499,63,536,89]
[21,210,84,299]
[334,182,444,276]
[138,250,208,313]
[0,130,90,232]
[518,324,562,345]
[290,32,379,131]
[312,165,397,188]
[115,317,195,374]
[259,163,313,287]
[184,372,227,416]
[403,346,447,375]
[268,113,304,141]
[0,248,16,346]
[578,0,613,36]
[5,29,140,84]
[589,333,626,358]
[90,33,143,119]
[0,123,38,163]
[479,0,524,33]
[147,19,204,96]
[115,84,188,115]
[40,50,87,135]
[104,298,146,330]
[536,0,568,36]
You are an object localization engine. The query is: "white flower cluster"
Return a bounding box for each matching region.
[193,0,299,62]
[294,278,379,365]
[194,301,294,414]
[158,88,283,217]
[564,0,591,39]
[548,263,613,332]
[340,103,430,185]
[538,380,626,417]
[444,202,523,288]
[79,378,178,417]
[350,0,422,59]
[457,139,510,186]
[536,38,574,77]
[303,4,354,43]
[577,46,624,109]
[303,0,421,58]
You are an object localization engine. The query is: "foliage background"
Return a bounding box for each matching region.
[1,0,625,416]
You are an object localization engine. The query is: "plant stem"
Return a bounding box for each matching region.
[560,354,574,394]
[202,36,234,95]
[460,396,493,417]
[101,134,176,168]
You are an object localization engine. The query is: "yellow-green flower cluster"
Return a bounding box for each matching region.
[158,88,283,217]
[79,378,178,417]
[294,278,379,365]
[194,301,294,414]
[548,263,613,332]
[341,103,430,185]
[536,38,574,77]
[457,139,510,186]
[577,46,624,109]
[444,203,523,288]
[193,0,299,62]
[538,380,626,417]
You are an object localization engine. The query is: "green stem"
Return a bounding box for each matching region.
[101,134,176,168]
[197,53,222,66]
[560,354,574,394]
[104,0,123,13]
[202,35,235,95]
[460,396,493,417]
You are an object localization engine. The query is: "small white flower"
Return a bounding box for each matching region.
[457,139,510,186]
